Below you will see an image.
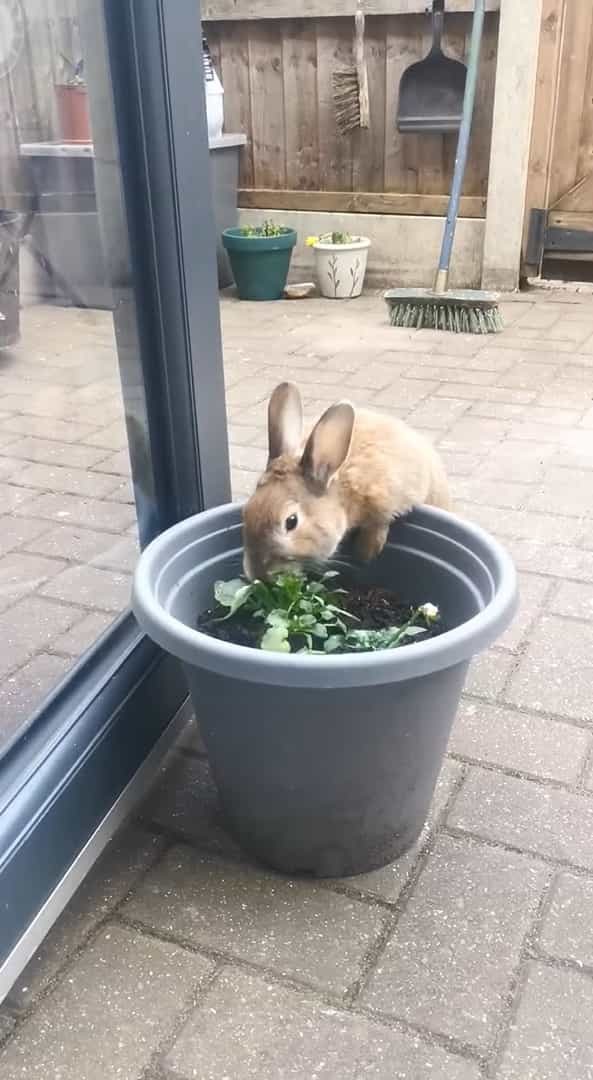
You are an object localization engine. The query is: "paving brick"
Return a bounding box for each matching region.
[516,405,583,427]
[405,396,470,431]
[51,609,115,657]
[507,420,576,443]
[537,382,593,409]
[23,523,124,563]
[0,1015,14,1045]
[0,414,100,444]
[0,594,82,678]
[320,759,461,903]
[91,448,131,476]
[229,443,266,472]
[0,515,49,557]
[124,845,385,993]
[513,306,564,331]
[0,654,71,751]
[539,872,593,968]
[498,572,551,652]
[4,435,108,470]
[164,968,481,1080]
[0,551,66,614]
[79,420,129,451]
[0,456,24,481]
[454,477,529,510]
[456,503,584,546]
[502,539,593,581]
[90,536,138,573]
[497,962,593,1080]
[505,615,593,722]
[449,767,593,869]
[0,481,37,511]
[464,648,515,700]
[362,835,548,1050]
[372,379,439,410]
[140,752,242,858]
[15,491,136,532]
[0,925,213,1080]
[467,400,527,421]
[8,826,164,1011]
[476,439,556,483]
[438,416,510,452]
[449,700,588,783]
[527,466,593,518]
[16,462,120,499]
[41,564,131,613]
[436,383,535,404]
[438,449,482,477]
[344,360,412,390]
[225,422,261,447]
[550,581,593,621]
[552,428,593,469]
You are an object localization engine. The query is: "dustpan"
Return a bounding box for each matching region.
[397,0,467,133]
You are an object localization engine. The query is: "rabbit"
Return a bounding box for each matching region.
[242,381,450,580]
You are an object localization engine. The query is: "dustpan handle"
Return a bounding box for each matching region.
[431,0,444,54]
[435,0,485,290]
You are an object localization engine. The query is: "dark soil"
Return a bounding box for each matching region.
[198,580,446,653]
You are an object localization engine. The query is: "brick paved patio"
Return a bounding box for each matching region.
[1,289,593,1077]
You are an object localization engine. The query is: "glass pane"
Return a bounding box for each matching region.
[0,1,150,755]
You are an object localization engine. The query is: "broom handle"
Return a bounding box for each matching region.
[434,0,485,293]
[355,0,370,128]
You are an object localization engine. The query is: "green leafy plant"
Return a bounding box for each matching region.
[239,220,287,238]
[212,572,439,655]
[306,232,356,246]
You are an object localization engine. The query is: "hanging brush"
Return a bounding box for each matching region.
[385,0,502,334]
[332,0,370,135]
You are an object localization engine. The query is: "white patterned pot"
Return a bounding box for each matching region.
[312,237,371,299]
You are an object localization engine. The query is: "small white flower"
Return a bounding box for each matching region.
[419,602,439,621]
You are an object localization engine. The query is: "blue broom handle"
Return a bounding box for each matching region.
[436,0,486,285]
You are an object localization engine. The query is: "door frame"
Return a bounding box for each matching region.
[0,0,230,1000]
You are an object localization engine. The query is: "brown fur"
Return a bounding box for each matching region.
[242,383,450,579]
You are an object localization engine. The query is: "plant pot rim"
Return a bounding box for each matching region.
[132,503,518,689]
[222,227,297,254]
[312,236,371,252]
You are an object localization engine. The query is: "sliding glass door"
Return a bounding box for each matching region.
[0,0,228,997]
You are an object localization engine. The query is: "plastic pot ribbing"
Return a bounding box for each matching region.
[132,504,517,876]
[222,227,296,300]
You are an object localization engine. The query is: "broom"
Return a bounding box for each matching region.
[385,0,502,334]
[332,0,370,135]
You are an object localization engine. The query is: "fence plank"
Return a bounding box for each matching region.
[315,17,354,192]
[238,187,486,216]
[248,22,286,189]
[383,14,423,193]
[216,22,254,187]
[548,1,593,206]
[351,16,386,192]
[281,20,319,190]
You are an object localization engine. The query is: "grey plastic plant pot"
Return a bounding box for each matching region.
[132,503,517,877]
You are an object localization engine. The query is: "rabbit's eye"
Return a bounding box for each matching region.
[285,513,298,532]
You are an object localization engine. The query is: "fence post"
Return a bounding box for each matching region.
[481,0,543,291]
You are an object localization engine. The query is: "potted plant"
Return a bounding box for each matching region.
[222,220,297,301]
[307,230,371,299]
[132,503,517,878]
[55,55,91,143]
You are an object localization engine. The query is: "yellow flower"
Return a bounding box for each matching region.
[305,235,319,247]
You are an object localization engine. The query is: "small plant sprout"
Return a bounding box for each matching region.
[306,232,356,246]
[240,220,286,238]
[211,572,440,655]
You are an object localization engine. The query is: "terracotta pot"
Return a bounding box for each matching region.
[55,84,91,143]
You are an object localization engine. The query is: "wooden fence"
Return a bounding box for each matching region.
[205,7,500,216]
[524,0,593,267]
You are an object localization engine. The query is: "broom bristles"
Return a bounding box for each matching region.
[387,299,503,334]
[332,70,362,134]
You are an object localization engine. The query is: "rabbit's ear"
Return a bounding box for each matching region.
[301,401,355,490]
[268,382,303,461]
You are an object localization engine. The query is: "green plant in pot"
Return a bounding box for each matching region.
[222,219,297,301]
